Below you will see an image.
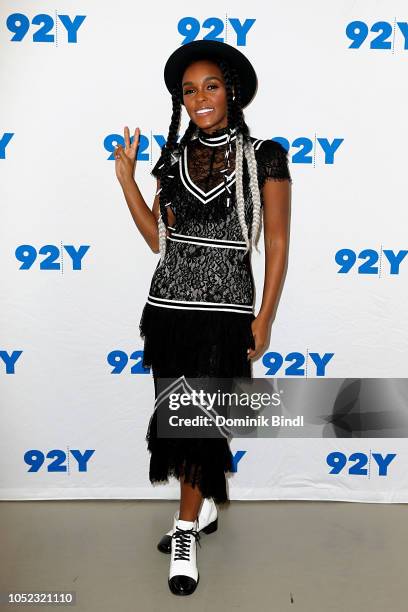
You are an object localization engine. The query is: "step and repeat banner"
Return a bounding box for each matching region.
[1,1,407,502]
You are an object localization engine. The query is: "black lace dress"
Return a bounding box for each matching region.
[139,126,291,504]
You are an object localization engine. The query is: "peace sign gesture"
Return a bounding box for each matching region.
[114,126,140,186]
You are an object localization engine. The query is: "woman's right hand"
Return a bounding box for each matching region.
[114,126,140,186]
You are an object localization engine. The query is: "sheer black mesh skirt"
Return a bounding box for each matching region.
[139,301,255,504]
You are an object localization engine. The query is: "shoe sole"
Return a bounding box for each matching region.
[158,518,218,554]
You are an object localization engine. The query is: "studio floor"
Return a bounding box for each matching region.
[0,499,406,611]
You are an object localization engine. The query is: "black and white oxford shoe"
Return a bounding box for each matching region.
[157,497,218,554]
[168,518,201,596]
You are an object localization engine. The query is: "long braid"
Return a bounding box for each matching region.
[228,65,250,140]
[178,118,197,150]
[157,87,182,264]
[234,131,249,250]
[218,58,250,235]
[157,94,198,265]
[244,138,262,252]
[217,60,254,254]
[216,60,262,253]
[231,64,262,252]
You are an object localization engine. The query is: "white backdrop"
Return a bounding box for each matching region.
[1,1,407,502]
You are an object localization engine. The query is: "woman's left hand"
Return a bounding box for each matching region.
[247,315,270,360]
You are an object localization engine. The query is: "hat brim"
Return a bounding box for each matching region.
[163,40,258,109]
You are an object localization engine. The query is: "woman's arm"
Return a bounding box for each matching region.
[248,179,291,360]
[120,176,161,253]
[115,127,175,253]
[120,176,176,254]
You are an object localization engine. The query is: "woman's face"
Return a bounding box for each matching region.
[181,59,229,133]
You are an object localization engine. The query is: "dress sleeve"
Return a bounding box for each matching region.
[255,139,292,194]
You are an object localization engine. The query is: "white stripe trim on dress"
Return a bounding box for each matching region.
[147,301,253,314]
[198,132,237,147]
[168,229,246,245]
[168,237,247,250]
[148,293,253,310]
[167,225,246,246]
[148,293,252,307]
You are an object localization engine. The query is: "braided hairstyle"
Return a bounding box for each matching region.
[156,57,262,264]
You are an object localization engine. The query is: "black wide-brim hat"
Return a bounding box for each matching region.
[163,40,258,108]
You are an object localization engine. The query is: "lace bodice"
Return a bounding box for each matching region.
[186,130,237,193]
[146,127,292,314]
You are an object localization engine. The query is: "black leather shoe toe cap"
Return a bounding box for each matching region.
[168,574,199,596]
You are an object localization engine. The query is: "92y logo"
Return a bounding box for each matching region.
[346,20,408,52]
[178,17,255,45]
[327,451,396,477]
[107,350,150,374]
[24,449,95,472]
[15,244,90,270]
[336,248,408,275]
[105,132,167,161]
[263,351,335,377]
[6,13,86,43]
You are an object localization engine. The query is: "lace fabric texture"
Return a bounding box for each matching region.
[186,136,237,193]
[141,128,291,503]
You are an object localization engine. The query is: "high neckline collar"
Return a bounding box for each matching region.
[197,126,237,147]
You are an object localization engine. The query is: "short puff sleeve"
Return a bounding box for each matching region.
[255,139,292,198]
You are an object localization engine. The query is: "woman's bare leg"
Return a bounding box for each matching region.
[179,474,203,521]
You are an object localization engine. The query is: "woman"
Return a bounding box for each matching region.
[114,40,292,596]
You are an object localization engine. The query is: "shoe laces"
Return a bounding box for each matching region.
[172,526,201,560]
